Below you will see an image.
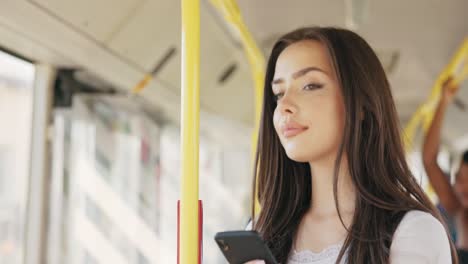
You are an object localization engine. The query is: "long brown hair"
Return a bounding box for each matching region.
[251,27,458,263]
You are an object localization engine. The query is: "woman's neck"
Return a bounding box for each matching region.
[308,156,356,217]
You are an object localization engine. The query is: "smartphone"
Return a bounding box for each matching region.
[214,230,278,264]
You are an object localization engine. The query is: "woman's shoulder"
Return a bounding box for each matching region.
[394,210,446,238]
[390,210,451,263]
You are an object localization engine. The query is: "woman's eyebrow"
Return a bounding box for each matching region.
[272,66,328,85]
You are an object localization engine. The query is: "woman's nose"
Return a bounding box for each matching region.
[277,93,297,115]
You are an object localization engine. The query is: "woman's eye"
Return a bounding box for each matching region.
[274,93,284,101]
[304,83,323,90]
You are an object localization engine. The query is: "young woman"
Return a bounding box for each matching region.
[246,27,458,263]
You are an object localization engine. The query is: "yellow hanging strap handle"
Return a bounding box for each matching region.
[404,38,468,151]
[180,0,201,263]
[209,0,266,215]
[131,75,153,94]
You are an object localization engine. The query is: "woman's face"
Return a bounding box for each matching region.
[272,40,346,163]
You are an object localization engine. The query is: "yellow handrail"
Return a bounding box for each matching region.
[180,0,200,263]
[403,38,467,199]
[403,38,468,150]
[209,0,265,215]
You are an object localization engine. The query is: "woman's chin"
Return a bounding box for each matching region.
[284,149,311,163]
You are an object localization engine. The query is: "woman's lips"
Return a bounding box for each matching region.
[282,124,308,138]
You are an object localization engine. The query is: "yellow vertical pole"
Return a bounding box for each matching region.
[180,0,200,263]
[252,70,263,215]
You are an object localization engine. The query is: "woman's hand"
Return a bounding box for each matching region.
[244,260,265,264]
[441,76,459,104]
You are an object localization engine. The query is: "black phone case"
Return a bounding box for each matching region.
[214,230,279,264]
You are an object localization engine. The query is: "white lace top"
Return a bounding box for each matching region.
[288,243,346,264]
[249,210,452,264]
[288,210,452,263]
